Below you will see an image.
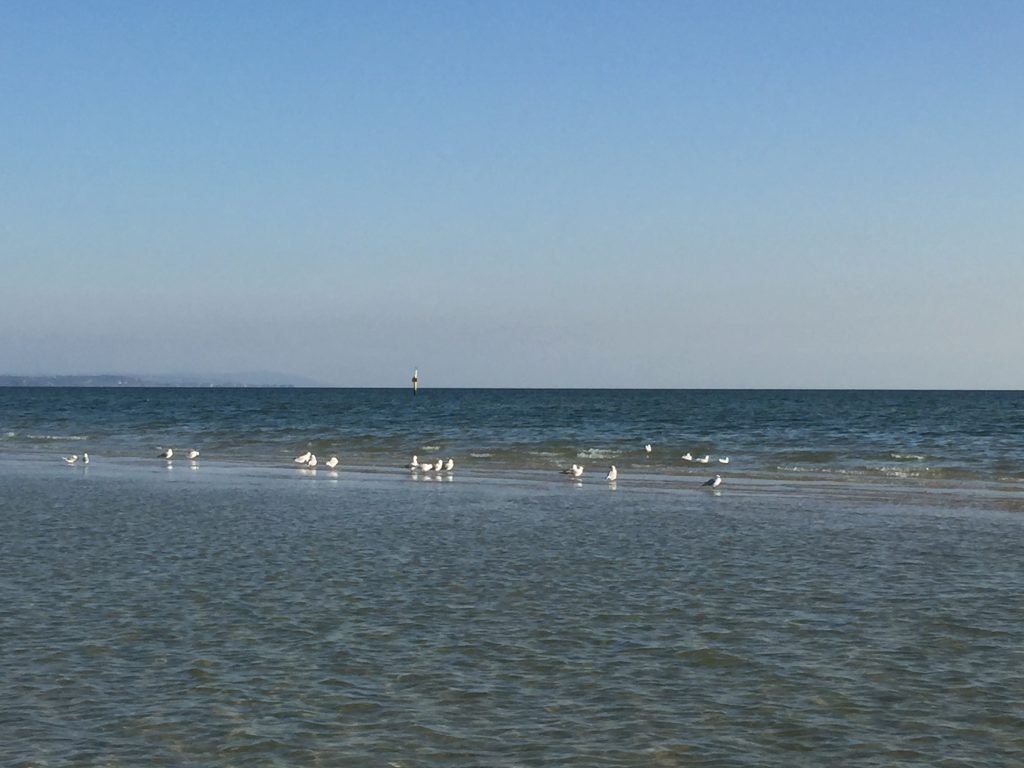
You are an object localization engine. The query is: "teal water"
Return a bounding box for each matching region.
[1,460,1022,765]
[1,389,1023,765]
[2,388,1024,486]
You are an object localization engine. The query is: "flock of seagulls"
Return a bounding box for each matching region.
[156,448,199,462]
[406,455,456,473]
[558,442,727,489]
[291,452,342,469]
[680,452,729,464]
[61,439,724,490]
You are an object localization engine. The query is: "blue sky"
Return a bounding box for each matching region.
[1,1,1021,387]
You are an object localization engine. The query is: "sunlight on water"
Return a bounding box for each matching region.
[1,460,1022,766]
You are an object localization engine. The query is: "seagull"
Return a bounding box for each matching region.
[158,448,173,460]
[420,460,433,473]
[82,453,89,465]
[325,456,339,469]
[62,454,79,465]
[644,443,652,454]
[718,457,730,464]
[702,474,722,488]
[606,465,618,482]
[443,458,454,472]
[696,455,710,464]
[407,455,420,470]
[681,453,693,462]
[307,454,317,468]
[187,449,200,460]
[561,463,583,477]
[294,451,311,464]
[434,459,443,472]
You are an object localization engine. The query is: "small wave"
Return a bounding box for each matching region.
[577,448,618,459]
[889,453,926,461]
[421,445,441,451]
[878,466,921,479]
[776,465,867,477]
[469,452,493,458]
[775,450,837,463]
[528,451,562,458]
[3,431,15,438]
[26,434,88,441]
[674,647,754,669]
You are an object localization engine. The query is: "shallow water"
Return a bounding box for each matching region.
[3,388,1024,487]
[2,460,1022,766]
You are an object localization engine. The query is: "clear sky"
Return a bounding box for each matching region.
[1,1,1021,387]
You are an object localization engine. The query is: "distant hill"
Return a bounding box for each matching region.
[0,373,327,387]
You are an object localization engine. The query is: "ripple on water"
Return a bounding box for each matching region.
[1,467,1023,766]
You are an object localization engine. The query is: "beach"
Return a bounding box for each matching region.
[2,455,1022,766]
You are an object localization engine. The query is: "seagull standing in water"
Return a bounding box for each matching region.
[82,453,89,465]
[443,458,454,472]
[696,455,710,464]
[158,448,173,460]
[644,444,652,454]
[407,455,420,470]
[325,456,339,469]
[702,474,722,489]
[294,451,311,464]
[307,454,318,468]
[62,454,79,465]
[681,453,693,462]
[718,457,730,464]
[606,465,618,482]
[187,449,200,460]
[562,464,583,478]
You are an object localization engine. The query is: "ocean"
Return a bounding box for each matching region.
[4,387,1024,487]
[1,388,1022,765]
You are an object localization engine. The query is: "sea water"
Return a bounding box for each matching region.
[1,389,1022,765]
[2,388,1024,487]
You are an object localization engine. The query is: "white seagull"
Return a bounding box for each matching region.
[644,443,652,454]
[307,453,318,468]
[606,465,618,482]
[561,463,583,477]
[294,451,311,464]
[82,453,89,465]
[420,460,433,473]
[443,458,454,472]
[325,456,339,469]
[62,454,79,465]
[702,474,722,488]
[407,455,420,470]
[158,448,173,460]
[696,455,710,464]
[718,457,730,464]
[434,459,443,472]
[681,453,693,462]
[187,449,200,460]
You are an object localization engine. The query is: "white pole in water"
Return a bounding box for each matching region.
[412,368,419,395]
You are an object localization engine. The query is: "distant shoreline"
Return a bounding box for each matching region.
[0,375,302,388]
[1,377,1020,392]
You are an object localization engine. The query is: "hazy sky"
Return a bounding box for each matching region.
[1,1,1021,387]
